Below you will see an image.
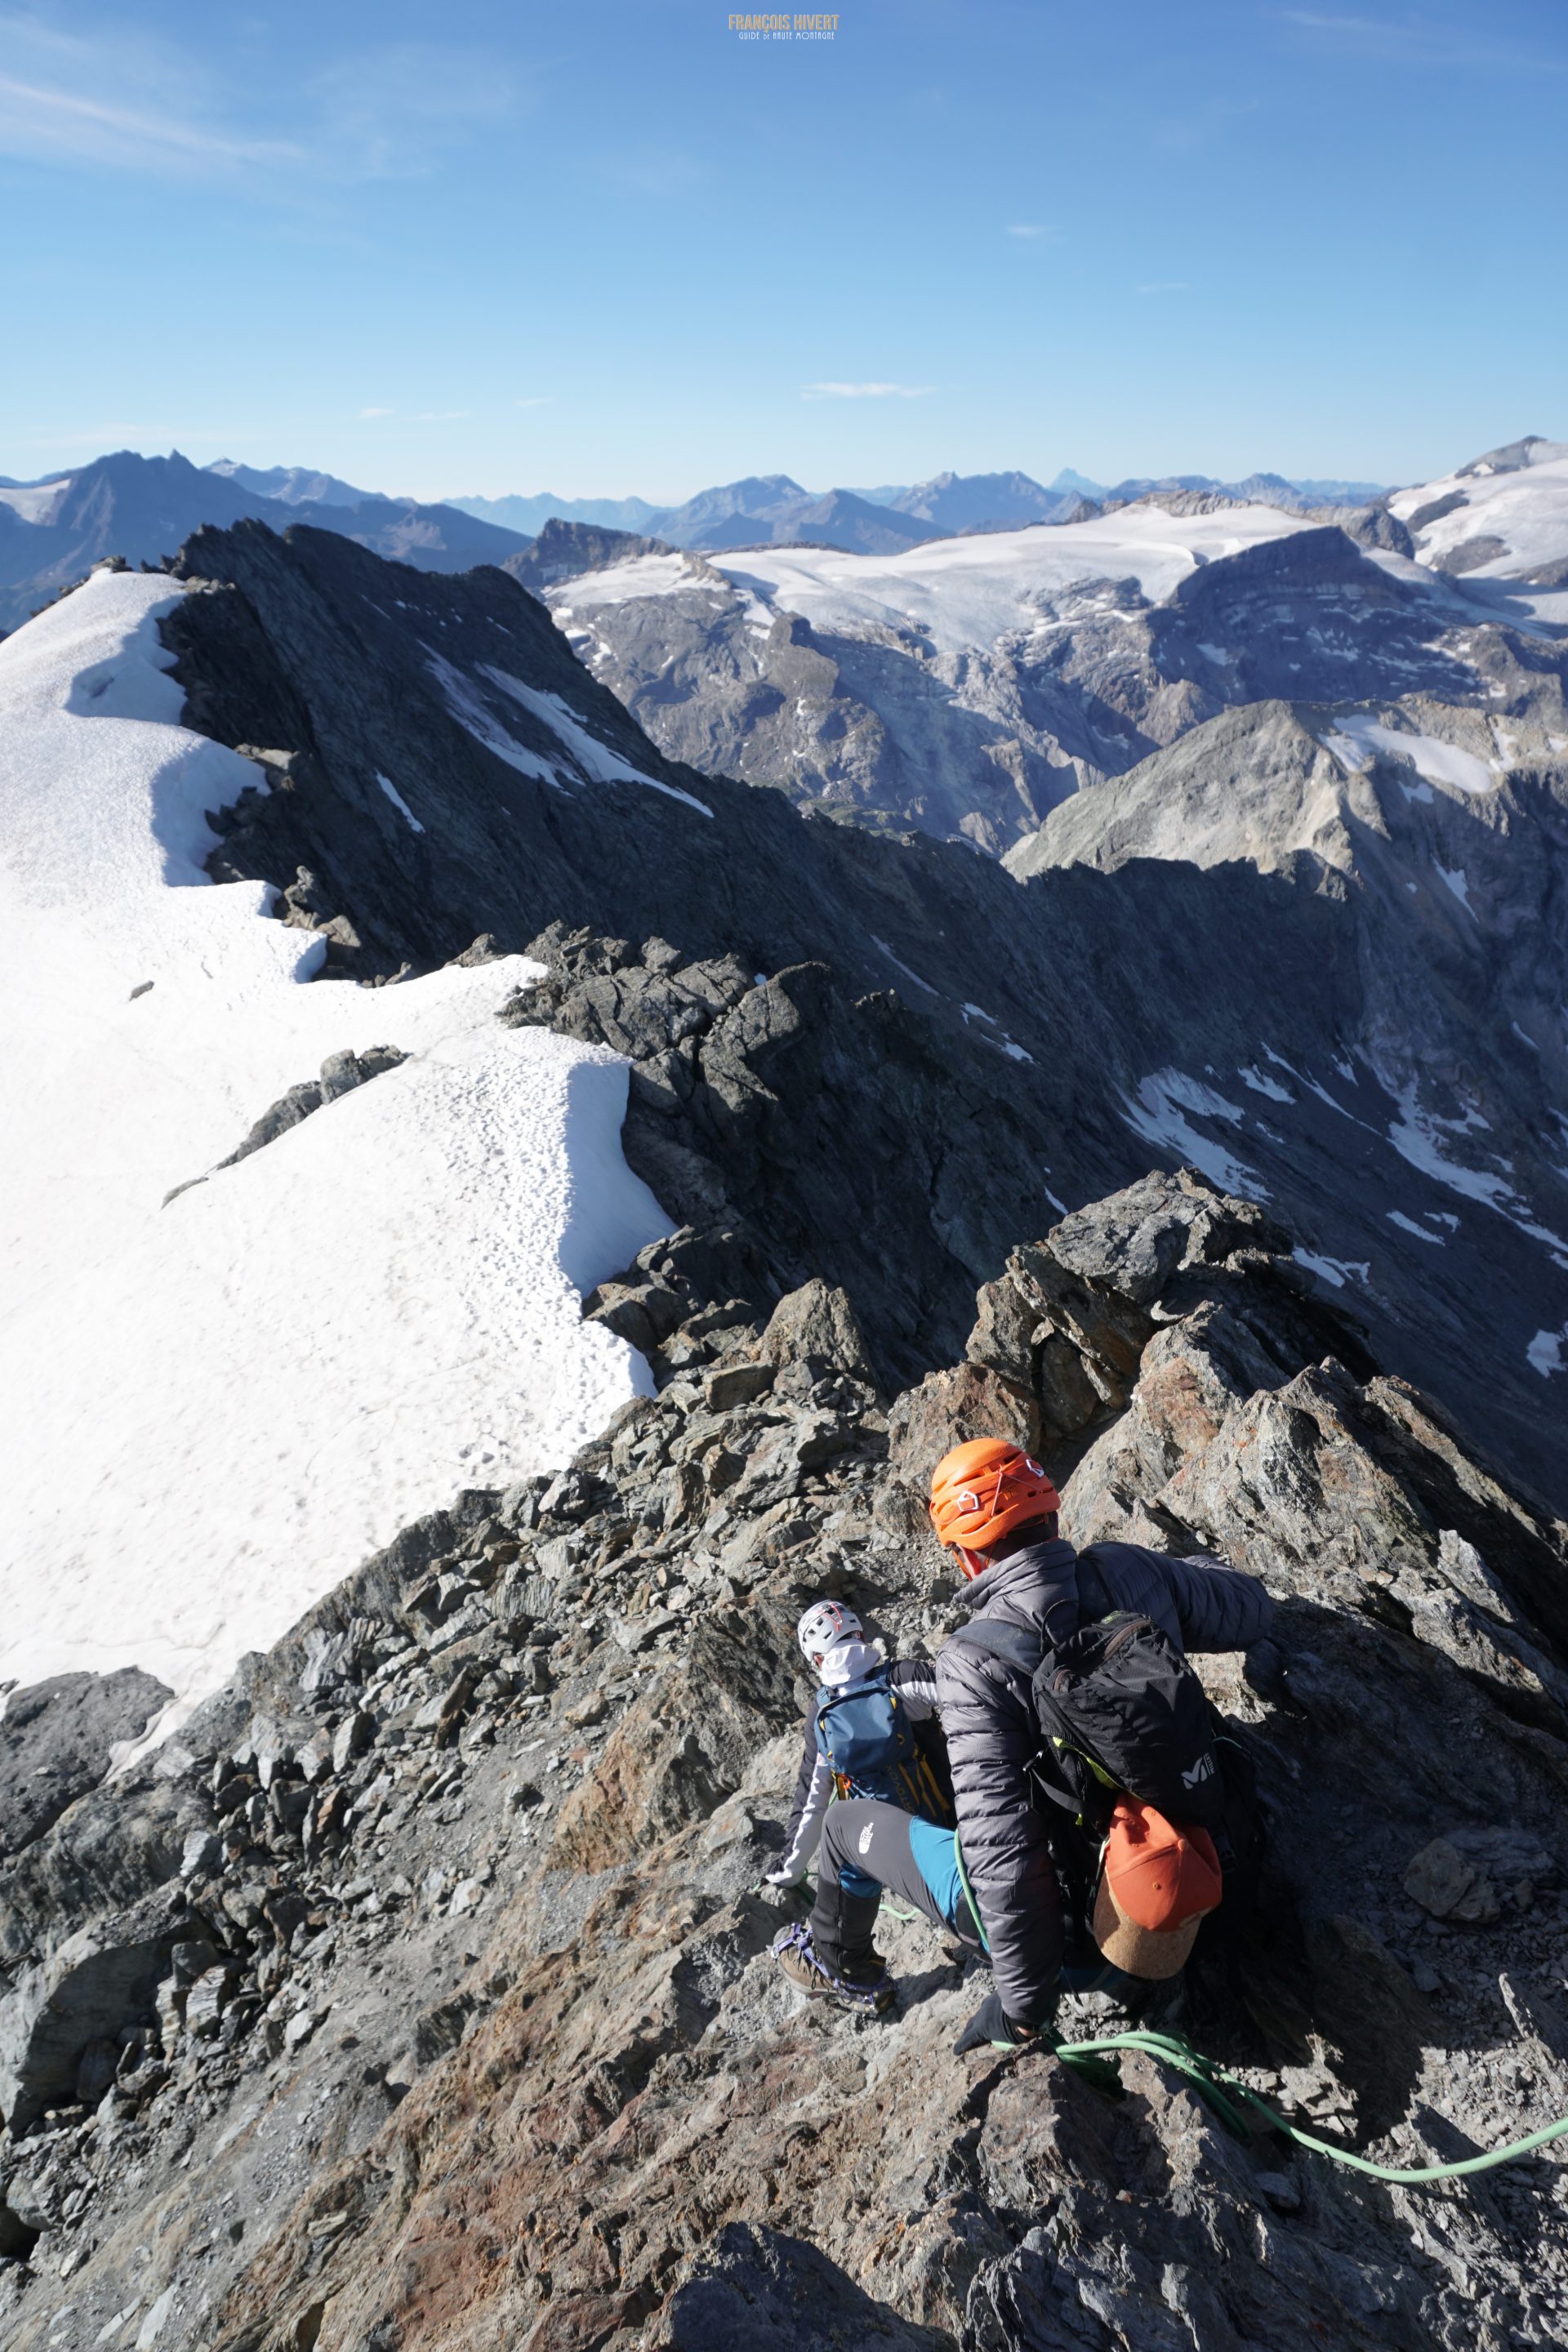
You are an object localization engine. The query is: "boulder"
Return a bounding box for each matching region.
[0,1886,187,2133]
[659,2221,947,2351]
[884,1362,1043,1494]
[1402,1837,1499,1922]
[0,1668,172,1858]
[758,1280,872,1382]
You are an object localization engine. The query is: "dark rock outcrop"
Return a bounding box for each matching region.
[0,1670,172,1859]
[503,518,673,594]
[214,1046,408,1170]
[3,1172,1566,2349]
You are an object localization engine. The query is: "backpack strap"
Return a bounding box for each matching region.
[946,1619,1045,1676]
[947,1618,1089,1821]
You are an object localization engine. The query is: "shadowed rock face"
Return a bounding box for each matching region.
[2,1172,1566,2350]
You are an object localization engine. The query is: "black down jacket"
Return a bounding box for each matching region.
[934,1535,1272,2025]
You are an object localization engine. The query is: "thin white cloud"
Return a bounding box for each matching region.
[0,16,519,187]
[1006,223,1060,240]
[801,382,935,401]
[1279,8,1566,69]
[0,71,304,176]
[359,407,395,420]
[306,44,519,180]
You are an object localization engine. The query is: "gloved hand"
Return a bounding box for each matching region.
[955,1992,1043,2053]
[755,1865,808,1906]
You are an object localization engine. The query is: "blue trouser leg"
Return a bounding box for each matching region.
[813,1804,1147,2007]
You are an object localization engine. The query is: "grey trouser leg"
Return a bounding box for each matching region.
[812,1800,960,1969]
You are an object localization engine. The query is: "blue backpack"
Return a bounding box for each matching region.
[814,1664,954,1822]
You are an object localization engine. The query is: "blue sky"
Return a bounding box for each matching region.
[2,1,1563,500]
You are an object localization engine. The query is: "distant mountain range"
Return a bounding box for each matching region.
[0,451,533,630]
[206,460,373,508]
[0,449,1396,633]
[1082,468,1390,508]
[446,463,1388,554]
[544,434,1567,856]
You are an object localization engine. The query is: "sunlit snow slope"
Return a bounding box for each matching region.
[1388,439,1568,625]
[0,571,667,1720]
[569,500,1316,654]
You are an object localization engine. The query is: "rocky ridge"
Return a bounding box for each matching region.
[3,1169,1567,2350]
[151,520,1568,1502]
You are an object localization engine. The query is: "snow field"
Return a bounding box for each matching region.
[563,503,1317,656]
[0,572,669,1718]
[1319,713,1497,798]
[1389,442,1568,582]
[0,477,70,524]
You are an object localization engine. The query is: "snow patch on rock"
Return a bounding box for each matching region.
[1319,712,1496,797]
[1120,1069,1268,1201]
[1292,1246,1370,1289]
[376,771,425,833]
[1383,1078,1568,1262]
[482,668,715,817]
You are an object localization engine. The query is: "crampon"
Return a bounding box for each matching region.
[772,1920,895,2014]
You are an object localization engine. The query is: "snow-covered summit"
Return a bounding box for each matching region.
[0,571,666,1723]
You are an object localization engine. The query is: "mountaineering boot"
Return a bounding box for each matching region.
[773,1922,894,2013]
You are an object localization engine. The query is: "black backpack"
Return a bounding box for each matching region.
[950,1610,1252,1858]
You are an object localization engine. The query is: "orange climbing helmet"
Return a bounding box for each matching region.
[928,1438,1059,1557]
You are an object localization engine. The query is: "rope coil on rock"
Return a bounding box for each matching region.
[1044,2026,1568,2186]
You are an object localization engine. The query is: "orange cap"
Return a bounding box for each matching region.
[1092,1800,1223,1980]
[928,1438,1059,1554]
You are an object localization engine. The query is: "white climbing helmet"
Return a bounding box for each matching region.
[797,1598,863,1668]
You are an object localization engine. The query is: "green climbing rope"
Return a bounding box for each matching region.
[957,1835,1568,2184]
[1045,2026,1568,2185]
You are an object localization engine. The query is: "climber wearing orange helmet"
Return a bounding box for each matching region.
[928,1437,1063,1574]
[929,1434,1272,2051]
